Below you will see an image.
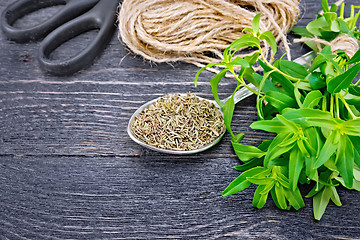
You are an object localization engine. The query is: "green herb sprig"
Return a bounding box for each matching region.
[195,0,360,220]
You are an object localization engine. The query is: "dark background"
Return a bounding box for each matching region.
[1,0,359,239]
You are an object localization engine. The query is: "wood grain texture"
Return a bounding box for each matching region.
[0,0,359,239]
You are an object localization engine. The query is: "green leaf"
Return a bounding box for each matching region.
[349,136,360,167]
[283,187,305,210]
[264,132,297,168]
[321,0,330,12]
[292,27,313,38]
[250,119,287,133]
[234,158,264,171]
[223,95,235,137]
[355,166,360,181]
[349,85,360,96]
[225,34,261,60]
[274,185,288,210]
[294,84,303,108]
[321,62,338,80]
[259,59,295,96]
[347,48,360,65]
[313,186,332,220]
[259,30,277,55]
[340,119,360,136]
[327,63,360,93]
[302,90,323,108]
[310,54,327,72]
[289,146,305,191]
[282,108,332,120]
[297,139,311,157]
[315,130,338,168]
[243,69,259,87]
[330,20,340,32]
[210,69,227,107]
[222,166,268,196]
[242,27,254,34]
[270,188,281,209]
[252,13,261,35]
[265,91,297,111]
[338,19,350,34]
[247,176,273,185]
[339,2,345,18]
[306,183,325,198]
[194,62,222,87]
[344,92,360,106]
[323,12,338,25]
[276,114,299,133]
[319,50,342,73]
[232,132,245,143]
[305,117,338,129]
[253,184,271,209]
[276,170,291,189]
[298,81,313,91]
[257,74,280,94]
[222,176,251,197]
[330,186,342,207]
[304,127,323,156]
[230,57,250,68]
[244,52,261,66]
[275,60,309,79]
[307,16,329,36]
[307,72,326,90]
[330,3,338,13]
[231,141,266,162]
[281,108,333,129]
[260,180,276,194]
[335,134,354,188]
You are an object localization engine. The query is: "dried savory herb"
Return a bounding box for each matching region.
[130,93,225,151]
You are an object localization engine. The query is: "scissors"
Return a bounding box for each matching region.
[1,0,120,75]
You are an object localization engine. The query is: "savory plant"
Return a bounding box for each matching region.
[195,0,360,220]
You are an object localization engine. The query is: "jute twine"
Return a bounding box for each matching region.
[118,0,301,71]
[294,35,359,58]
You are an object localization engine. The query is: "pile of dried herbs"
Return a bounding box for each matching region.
[130,93,225,151]
[195,0,360,220]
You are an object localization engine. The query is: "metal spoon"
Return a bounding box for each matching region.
[127,51,316,155]
[127,84,256,155]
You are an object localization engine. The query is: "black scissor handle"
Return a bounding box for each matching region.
[38,0,119,75]
[1,0,98,42]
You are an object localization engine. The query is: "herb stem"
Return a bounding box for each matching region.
[230,69,259,95]
[339,93,358,119]
[259,49,303,82]
[322,94,328,113]
[330,93,334,117]
[335,93,341,119]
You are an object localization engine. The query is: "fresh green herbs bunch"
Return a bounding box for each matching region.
[292,0,360,51]
[195,0,360,220]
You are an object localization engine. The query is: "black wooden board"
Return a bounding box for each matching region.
[1,0,359,239]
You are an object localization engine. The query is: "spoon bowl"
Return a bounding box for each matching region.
[127,84,255,154]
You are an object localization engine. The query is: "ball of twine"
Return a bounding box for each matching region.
[118,0,301,71]
[294,34,359,58]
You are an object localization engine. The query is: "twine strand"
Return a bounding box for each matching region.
[294,35,359,58]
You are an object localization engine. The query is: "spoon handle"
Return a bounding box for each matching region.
[220,83,257,105]
[234,83,257,104]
